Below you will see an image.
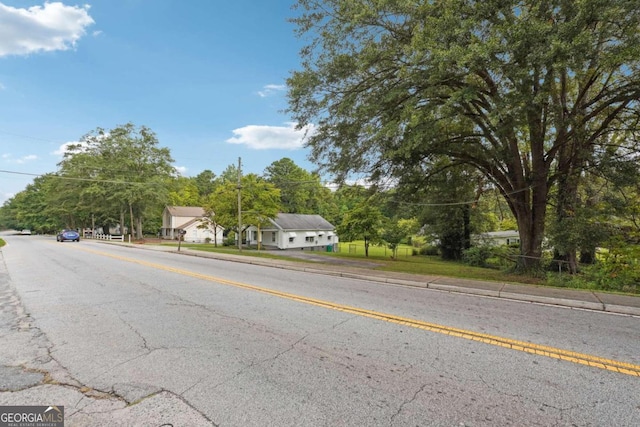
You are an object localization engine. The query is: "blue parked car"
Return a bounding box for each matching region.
[57,229,80,242]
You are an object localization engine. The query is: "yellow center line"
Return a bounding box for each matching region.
[77,245,640,377]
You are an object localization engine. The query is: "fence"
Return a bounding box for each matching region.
[91,233,126,242]
[335,243,415,258]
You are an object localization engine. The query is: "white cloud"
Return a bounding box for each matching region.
[52,140,88,156]
[20,154,37,163]
[2,153,38,164]
[0,2,95,57]
[257,84,286,98]
[226,122,315,150]
[1,191,15,202]
[175,165,187,175]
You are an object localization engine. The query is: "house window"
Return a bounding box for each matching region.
[272,233,276,242]
[305,236,314,243]
[289,237,295,243]
[327,235,332,241]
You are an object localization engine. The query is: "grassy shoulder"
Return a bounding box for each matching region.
[162,241,544,286]
[0,238,5,248]
[162,240,637,295]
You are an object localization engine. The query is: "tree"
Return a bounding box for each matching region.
[241,174,282,250]
[338,200,384,257]
[288,0,640,271]
[203,182,238,239]
[192,169,218,202]
[199,196,223,247]
[1,175,65,233]
[168,177,201,206]
[382,218,419,259]
[330,184,370,227]
[218,163,240,184]
[264,157,326,214]
[204,173,281,249]
[58,123,175,238]
[400,162,484,260]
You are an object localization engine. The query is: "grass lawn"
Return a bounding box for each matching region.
[161,240,543,286]
[329,242,543,285]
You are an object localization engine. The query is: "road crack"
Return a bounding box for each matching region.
[390,383,427,425]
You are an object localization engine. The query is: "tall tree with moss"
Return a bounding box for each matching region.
[288,0,640,272]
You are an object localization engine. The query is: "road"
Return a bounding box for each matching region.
[1,234,639,426]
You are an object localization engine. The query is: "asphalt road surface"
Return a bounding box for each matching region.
[1,234,639,426]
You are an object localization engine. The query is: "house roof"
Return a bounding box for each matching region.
[267,213,335,231]
[179,218,201,229]
[166,206,206,217]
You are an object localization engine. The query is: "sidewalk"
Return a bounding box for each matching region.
[119,242,640,317]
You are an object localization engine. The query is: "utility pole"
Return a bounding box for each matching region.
[237,157,242,252]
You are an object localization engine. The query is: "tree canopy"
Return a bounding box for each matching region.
[263,157,335,217]
[288,0,640,270]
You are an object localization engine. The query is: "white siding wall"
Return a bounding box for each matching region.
[249,229,338,250]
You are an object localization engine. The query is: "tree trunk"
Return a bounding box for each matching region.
[136,216,143,239]
[129,203,135,239]
[551,126,587,274]
[580,250,595,264]
[462,204,471,251]
[119,210,126,235]
[509,174,548,273]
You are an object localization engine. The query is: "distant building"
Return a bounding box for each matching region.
[473,230,520,246]
[161,206,224,243]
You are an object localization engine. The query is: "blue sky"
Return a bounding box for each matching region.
[0,0,317,204]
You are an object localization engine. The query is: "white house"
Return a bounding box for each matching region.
[473,230,520,246]
[161,206,224,244]
[246,213,338,251]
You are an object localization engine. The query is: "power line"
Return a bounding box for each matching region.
[0,168,534,207]
[0,169,166,186]
[0,129,60,143]
[0,169,42,178]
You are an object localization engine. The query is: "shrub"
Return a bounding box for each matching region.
[462,246,494,267]
[544,242,640,293]
[579,258,639,293]
[419,245,440,256]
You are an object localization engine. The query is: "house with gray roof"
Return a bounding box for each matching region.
[246,213,338,251]
[161,206,224,243]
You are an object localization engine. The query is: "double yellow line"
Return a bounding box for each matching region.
[80,246,640,377]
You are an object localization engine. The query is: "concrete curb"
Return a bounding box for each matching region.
[114,242,640,317]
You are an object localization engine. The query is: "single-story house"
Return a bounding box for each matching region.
[161,206,224,243]
[246,213,338,251]
[473,230,520,246]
